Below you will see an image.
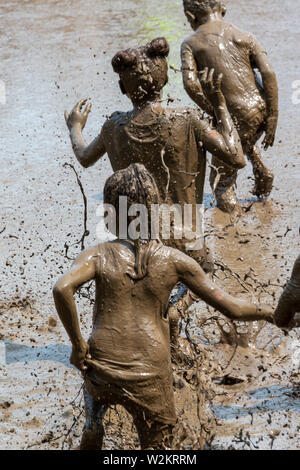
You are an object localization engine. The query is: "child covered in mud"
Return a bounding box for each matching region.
[275,255,300,329]
[181,0,279,212]
[53,164,274,450]
[65,37,246,272]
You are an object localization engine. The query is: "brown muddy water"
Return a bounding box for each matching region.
[0,0,299,450]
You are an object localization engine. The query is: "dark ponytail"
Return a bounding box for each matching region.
[111,48,137,73]
[146,37,170,58]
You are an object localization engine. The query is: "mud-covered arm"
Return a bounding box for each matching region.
[53,247,97,370]
[250,38,279,149]
[174,251,274,322]
[181,42,214,116]
[65,99,106,168]
[193,69,246,169]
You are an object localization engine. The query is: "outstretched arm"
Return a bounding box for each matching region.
[181,42,214,116]
[174,251,274,322]
[193,69,246,170]
[53,246,98,371]
[250,38,279,150]
[65,99,106,168]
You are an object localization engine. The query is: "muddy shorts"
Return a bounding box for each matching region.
[210,109,267,194]
[237,109,266,152]
[84,363,177,427]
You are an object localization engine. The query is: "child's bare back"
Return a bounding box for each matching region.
[182,20,267,123]
[89,240,177,371]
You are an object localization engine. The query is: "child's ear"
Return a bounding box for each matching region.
[119,80,127,95]
[221,3,227,17]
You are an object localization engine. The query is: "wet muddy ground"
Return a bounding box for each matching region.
[0,0,299,450]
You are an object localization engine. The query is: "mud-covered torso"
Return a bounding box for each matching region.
[89,241,178,372]
[186,21,266,122]
[101,106,208,206]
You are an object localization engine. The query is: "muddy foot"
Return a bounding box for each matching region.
[171,344,194,367]
[253,168,274,199]
[216,187,241,214]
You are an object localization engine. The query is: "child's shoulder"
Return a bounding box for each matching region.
[225,22,257,47]
[102,110,131,130]
[164,107,205,121]
[182,30,206,49]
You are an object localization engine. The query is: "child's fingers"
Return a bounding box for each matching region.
[84,103,92,116]
[216,73,223,89]
[76,98,88,112]
[208,68,214,88]
[201,67,208,83]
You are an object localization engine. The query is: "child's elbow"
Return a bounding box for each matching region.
[235,158,246,170]
[53,279,69,299]
[261,68,277,83]
[78,156,91,168]
[229,152,246,170]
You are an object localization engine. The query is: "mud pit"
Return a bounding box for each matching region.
[0,0,299,450]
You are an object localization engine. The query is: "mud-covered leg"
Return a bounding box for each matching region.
[246,144,274,198]
[133,413,174,450]
[209,156,239,213]
[167,284,193,362]
[168,247,214,361]
[80,386,107,450]
[169,304,180,354]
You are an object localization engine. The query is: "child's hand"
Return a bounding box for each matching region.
[70,340,91,372]
[200,68,225,107]
[262,114,278,150]
[256,304,274,324]
[64,98,92,132]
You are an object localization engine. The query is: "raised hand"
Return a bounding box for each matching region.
[199,67,225,107]
[64,98,92,132]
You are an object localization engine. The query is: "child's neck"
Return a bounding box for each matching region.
[133,99,164,115]
[195,12,223,28]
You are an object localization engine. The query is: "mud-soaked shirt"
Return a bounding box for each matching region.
[101,106,209,206]
[86,241,178,424]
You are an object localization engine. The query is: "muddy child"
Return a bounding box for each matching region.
[53,164,274,450]
[65,37,246,272]
[181,0,279,212]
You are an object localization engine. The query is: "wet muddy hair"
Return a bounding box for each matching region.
[104,164,162,280]
[183,0,225,21]
[111,38,170,73]
[111,38,170,100]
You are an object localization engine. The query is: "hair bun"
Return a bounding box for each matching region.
[146,38,170,58]
[111,49,137,73]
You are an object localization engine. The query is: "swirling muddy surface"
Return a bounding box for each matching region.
[0,0,299,450]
